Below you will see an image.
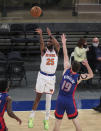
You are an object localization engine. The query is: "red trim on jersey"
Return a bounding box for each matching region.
[55,110,63,118]
[0,117,6,130]
[0,92,7,93]
[68,84,78,118]
[68,111,77,117]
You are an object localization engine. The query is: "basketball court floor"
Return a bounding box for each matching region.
[4,110,101,131]
[5,70,101,131]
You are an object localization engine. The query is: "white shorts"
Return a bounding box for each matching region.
[35,71,56,94]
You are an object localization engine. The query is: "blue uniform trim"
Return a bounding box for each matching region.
[8,99,101,111]
[40,70,55,76]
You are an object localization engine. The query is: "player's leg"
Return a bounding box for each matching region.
[28,92,42,128]
[53,95,65,131]
[5,127,8,131]
[32,92,43,110]
[43,93,52,130]
[72,117,82,131]
[29,92,42,117]
[53,98,64,131]
[53,119,62,131]
[28,72,44,128]
[66,97,82,131]
[0,118,7,131]
[45,93,52,120]
[43,75,55,130]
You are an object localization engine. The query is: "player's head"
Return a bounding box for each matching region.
[92,37,99,47]
[0,79,9,92]
[77,38,87,48]
[71,61,81,73]
[47,37,54,51]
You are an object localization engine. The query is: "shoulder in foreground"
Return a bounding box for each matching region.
[6,96,12,101]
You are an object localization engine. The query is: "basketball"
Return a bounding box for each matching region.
[30,6,42,18]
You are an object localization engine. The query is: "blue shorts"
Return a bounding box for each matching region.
[55,95,78,119]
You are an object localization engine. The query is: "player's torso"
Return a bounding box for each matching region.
[0,92,8,116]
[59,69,79,97]
[40,49,58,74]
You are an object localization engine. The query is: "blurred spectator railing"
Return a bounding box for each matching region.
[0,23,101,56]
[75,0,101,15]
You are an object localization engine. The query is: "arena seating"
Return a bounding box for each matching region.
[0,23,101,58]
[0,23,101,86]
[0,23,101,66]
[0,23,101,56]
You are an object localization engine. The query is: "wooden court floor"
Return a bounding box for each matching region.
[4,109,101,131]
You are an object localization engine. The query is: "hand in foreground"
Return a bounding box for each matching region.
[35,28,42,35]
[47,27,52,36]
[16,117,22,125]
[82,59,89,66]
[61,33,67,45]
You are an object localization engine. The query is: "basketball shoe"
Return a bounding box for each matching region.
[28,118,34,128]
[93,96,101,112]
[43,120,49,130]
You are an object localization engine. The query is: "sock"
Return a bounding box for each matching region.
[45,94,52,120]
[29,110,35,118]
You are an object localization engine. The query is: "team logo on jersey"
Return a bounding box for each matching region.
[46,54,56,57]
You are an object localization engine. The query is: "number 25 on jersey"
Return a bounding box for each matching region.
[46,58,54,65]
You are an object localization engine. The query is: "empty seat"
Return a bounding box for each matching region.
[7,51,27,87]
[8,61,27,87]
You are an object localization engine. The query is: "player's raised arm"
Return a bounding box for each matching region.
[61,34,70,72]
[6,96,22,125]
[78,60,93,84]
[47,27,60,53]
[35,28,45,56]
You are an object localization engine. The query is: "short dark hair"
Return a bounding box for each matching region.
[71,61,81,72]
[77,38,86,48]
[0,79,8,92]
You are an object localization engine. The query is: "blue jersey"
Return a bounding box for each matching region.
[0,92,9,117]
[55,68,79,120]
[59,68,79,97]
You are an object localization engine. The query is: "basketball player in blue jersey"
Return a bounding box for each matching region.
[53,34,93,131]
[0,80,21,131]
[28,27,60,130]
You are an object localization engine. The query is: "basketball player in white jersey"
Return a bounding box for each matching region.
[28,27,60,130]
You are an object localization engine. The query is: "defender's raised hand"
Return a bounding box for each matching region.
[82,60,89,67]
[61,34,67,45]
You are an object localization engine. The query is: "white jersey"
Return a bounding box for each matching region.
[40,49,58,74]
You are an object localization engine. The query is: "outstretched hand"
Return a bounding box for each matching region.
[35,28,42,35]
[82,60,89,66]
[47,27,52,36]
[17,118,22,125]
[61,34,67,45]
